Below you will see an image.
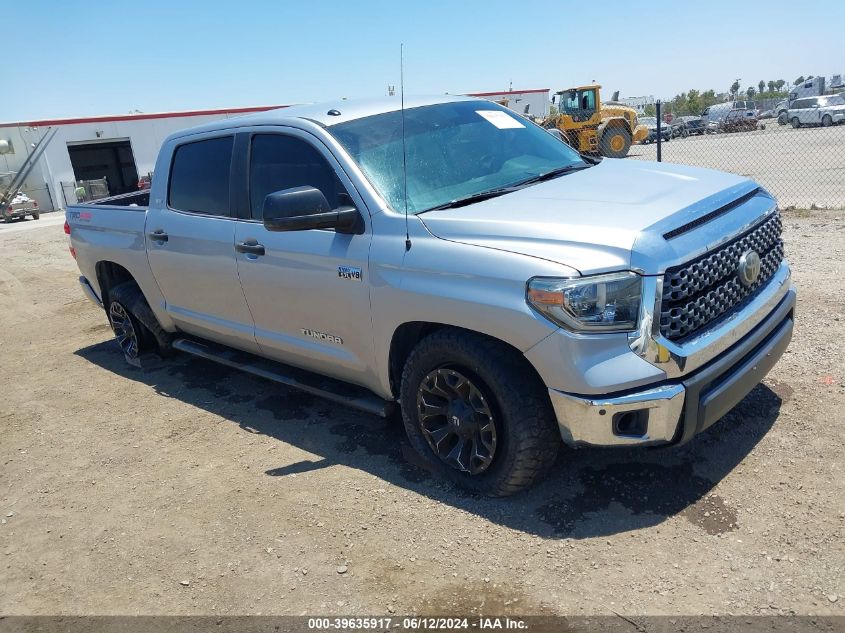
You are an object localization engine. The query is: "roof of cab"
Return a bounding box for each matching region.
[166,94,478,141]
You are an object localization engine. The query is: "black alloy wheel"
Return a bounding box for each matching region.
[108,301,140,359]
[416,367,498,475]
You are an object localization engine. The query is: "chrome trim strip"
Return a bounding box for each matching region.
[629,262,792,378]
[549,384,685,447]
[79,276,103,308]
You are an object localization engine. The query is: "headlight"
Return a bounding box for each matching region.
[527,272,642,332]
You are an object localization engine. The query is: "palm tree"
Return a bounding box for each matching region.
[730,79,741,98]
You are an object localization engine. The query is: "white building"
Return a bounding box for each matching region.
[0,105,286,212]
[465,88,550,119]
[618,95,655,113]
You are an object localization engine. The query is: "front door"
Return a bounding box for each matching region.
[146,134,259,353]
[233,130,375,386]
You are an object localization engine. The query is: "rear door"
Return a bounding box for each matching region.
[232,129,375,386]
[145,134,259,353]
[794,99,812,124]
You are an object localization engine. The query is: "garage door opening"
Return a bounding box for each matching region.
[67,139,139,196]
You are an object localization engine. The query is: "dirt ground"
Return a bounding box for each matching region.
[0,210,843,617]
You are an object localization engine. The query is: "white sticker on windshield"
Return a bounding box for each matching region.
[476,110,525,129]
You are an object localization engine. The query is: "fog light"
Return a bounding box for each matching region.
[612,410,649,437]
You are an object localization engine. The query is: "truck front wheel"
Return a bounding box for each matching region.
[400,330,560,496]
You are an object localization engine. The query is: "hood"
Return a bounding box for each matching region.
[420,159,753,274]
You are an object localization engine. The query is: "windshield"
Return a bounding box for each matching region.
[330,100,585,214]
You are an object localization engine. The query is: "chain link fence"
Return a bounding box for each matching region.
[627,95,845,209]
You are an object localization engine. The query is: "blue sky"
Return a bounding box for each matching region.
[5,0,845,121]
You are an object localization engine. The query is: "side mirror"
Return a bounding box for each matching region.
[262,186,361,234]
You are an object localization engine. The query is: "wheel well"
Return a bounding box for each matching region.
[95,261,136,308]
[387,322,546,398]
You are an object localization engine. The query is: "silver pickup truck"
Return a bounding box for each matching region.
[67,95,796,496]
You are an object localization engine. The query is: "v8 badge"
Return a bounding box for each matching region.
[338,266,362,281]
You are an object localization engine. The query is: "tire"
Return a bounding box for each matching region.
[778,112,787,125]
[599,127,631,158]
[822,115,833,127]
[400,329,560,496]
[791,117,801,129]
[107,282,172,360]
[31,212,40,220]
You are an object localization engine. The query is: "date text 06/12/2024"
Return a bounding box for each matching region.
[307,617,528,630]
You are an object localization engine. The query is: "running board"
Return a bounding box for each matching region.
[172,338,395,418]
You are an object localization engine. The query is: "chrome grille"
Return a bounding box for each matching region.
[660,212,784,341]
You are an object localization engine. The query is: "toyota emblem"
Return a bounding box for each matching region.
[738,250,761,287]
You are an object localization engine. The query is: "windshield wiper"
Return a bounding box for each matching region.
[420,163,591,213]
[511,162,591,187]
[422,186,522,212]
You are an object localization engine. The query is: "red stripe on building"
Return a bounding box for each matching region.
[0,105,290,129]
[466,88,550,97]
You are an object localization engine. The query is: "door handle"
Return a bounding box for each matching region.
[147,230,168,242]
[235,240,265,256]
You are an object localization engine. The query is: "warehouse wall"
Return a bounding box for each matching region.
[0,109,280,212]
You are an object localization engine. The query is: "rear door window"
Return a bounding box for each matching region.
[168,136,234,216]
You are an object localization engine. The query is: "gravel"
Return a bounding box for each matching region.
[0,212,842,616]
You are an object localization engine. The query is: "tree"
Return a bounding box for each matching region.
[687,89,702,115]
[768,80,776,93]
[644,103,656,117]
[776,79,786,91]
[794,76,805,85]
[747,87,756,98]
[758,80,765,94]
[730,79,741,96]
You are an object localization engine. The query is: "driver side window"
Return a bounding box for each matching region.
[248,134,350,220]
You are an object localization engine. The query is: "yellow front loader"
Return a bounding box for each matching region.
[544,84,648,158]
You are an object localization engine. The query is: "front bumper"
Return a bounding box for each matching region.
[549,285,796,447]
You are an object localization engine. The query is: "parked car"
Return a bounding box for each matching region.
[788,95,845,128]
[774,99,789,125]
[701,101,756,127]
[66,95,796,496]
[721,109,759,133]
[639,116,671,143]
[676,115,705,136]
[757,109,774,119]
[667,117,688,138]
[1,191,40,222]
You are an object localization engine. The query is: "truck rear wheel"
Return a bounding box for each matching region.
[600,127,631,158]
[107,282,172,361]
[400,329,560,496]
